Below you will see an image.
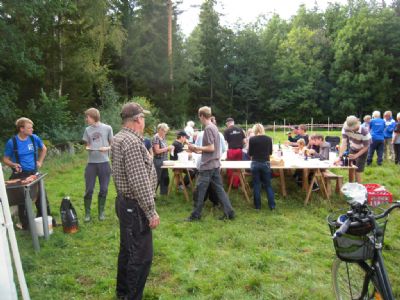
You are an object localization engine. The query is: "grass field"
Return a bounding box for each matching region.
[9,130,400,299]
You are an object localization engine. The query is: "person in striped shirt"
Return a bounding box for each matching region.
[335,115,372,183]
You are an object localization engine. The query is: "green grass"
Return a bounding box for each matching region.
[10,132,400,299]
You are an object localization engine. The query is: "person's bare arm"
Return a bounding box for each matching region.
[188,143,214,153]
[37,144,47,168]
[3,156,21,172]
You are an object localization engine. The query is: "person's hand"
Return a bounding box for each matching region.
[348,153,358,160]
[284,141,290,146]
[149,213,160,229]
[308,149,316,155]
[334,158,341,166]
[99,146,111,152]
[188,144,196,152]
[13,163,22,172]
[37,161,42,169]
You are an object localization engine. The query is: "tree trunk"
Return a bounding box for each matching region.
[58,14,63,97]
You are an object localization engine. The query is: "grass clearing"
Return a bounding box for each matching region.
[9,131,400,299]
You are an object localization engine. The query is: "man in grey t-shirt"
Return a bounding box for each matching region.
[82,108,113,221]
[186,106,235,221]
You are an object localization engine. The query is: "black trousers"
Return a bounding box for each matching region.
[116,195,153,300]
[9,171,52,229]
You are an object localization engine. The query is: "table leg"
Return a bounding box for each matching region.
[186,168,194,190]
[238,170,250,203]
[25,187,40,252]
[302,169,309,191]
[349,168,355,183]
[179,172,190,202]
[279,169,287,197]
[316,169,329,200]
[40,179,49,239]
[304,172,317,205]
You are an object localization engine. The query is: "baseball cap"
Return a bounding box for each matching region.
[177,130,189,138]
[344,115,360,131]
[120,102,150,120]
[226,117,234,123]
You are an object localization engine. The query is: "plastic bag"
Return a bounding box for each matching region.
[341,183,367,205]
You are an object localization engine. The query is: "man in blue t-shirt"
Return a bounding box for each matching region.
[3,117,52,229]
[367,111,385,166]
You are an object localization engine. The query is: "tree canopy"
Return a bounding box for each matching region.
[1,0,400,142]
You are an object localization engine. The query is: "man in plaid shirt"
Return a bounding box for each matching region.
[111,102,160,300]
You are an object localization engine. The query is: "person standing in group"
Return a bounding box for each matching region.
[152,123,173,195]
[224,117,245,188]
[111,102,160,300]
[186,106,235,221]
[392,112,400,165]
[361,115,371,132]
[82,108,113,222]
[383,111,396,161]
[367,111,385,166]
[247,123,275,211]
[184,121,195,143]
[3,117,54,229]
[336,116,371,183]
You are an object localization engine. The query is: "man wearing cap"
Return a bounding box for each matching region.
[170,130,194,188]
[224,117,245,188]
[336,116,371,183]
[187,106,235,221]
[287,126,300,142]
[111,102,160,300]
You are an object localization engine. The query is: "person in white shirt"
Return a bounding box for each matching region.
[184,121,195,143]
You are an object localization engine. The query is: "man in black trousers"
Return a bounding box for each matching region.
[111,102,160,300]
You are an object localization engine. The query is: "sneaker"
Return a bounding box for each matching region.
[311,183,320,192]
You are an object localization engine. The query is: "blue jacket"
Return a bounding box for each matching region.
[369,118,385,141]
[383,118,396,139]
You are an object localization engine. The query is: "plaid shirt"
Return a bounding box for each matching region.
[111,127,157,220]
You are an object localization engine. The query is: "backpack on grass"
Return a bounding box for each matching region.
[60,196,79,234]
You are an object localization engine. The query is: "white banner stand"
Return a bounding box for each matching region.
[0,164,30,300]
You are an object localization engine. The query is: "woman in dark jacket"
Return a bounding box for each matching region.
[248,123,275,210]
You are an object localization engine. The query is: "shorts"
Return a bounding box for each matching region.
[352,151,367,173]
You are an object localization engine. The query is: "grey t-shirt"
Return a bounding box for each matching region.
[83,122,113,163]
[200,123,221,171]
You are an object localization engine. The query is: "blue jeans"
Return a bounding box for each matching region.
[367,140,384,165]
[191,168,234,219]
[251,161,275,209]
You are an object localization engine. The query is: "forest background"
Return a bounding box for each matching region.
[1,0,400,146]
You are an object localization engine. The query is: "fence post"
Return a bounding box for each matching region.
[283,118,286,136]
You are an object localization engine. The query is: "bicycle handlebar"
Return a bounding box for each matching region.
[333,218,351,239]
[333,201,400,239]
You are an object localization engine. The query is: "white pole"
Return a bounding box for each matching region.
[245,120,248,132]
[283,118,286,136]
[0,165,30,300]
[273,121,276,141]
[311,118,314,133]
[328,117,330,133]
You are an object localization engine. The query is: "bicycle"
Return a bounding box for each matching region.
[327,187,400,300]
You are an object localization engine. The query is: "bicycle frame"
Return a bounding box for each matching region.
[357,248,394,300]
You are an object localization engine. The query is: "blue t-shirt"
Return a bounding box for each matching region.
[4,134,44,171]
[369,118,385,141]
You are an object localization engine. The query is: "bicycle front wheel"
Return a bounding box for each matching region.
[332,258,375,300]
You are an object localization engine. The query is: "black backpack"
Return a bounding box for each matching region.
[60,196,79,233]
